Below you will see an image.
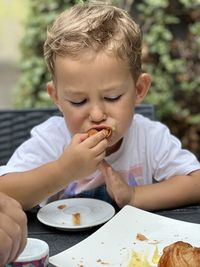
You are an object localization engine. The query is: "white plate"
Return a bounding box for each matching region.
[37,198,115,230]
[49,205,200,267]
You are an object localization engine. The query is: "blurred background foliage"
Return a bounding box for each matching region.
[13,0,200,158]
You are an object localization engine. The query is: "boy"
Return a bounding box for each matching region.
[0,1,199,211]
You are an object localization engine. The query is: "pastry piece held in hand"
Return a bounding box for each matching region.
[158,241,200,267]
[72,212,81,226]
[87,127,112,138]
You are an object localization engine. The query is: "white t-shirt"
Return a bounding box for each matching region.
[0,114,199,205]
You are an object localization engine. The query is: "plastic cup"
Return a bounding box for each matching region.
[5,238,49,267]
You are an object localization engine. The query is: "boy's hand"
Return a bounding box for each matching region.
[99,160,135,208]
[58,131,108,180]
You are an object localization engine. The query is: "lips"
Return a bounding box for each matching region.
[87,127,112,138]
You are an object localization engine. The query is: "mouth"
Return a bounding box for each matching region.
[87,126,112,138]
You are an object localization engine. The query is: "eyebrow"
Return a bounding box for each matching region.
[63,83,124,96]
[63,90,85,96]
[101,86,122,92]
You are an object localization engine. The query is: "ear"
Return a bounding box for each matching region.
[135,73,151,105]
[47,81,63,112]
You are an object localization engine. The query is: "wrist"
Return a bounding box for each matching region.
[128,186,136,207]
[56,151,77,183]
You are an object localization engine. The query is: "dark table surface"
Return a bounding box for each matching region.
[27,204,200,259]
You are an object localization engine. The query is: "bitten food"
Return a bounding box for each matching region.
[158,241,200,267]
[87,127,112,138]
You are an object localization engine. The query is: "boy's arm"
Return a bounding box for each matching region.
[0,160,70,211]
[100,161,200,210]
[133,170,200,210]
[0,131,108,210]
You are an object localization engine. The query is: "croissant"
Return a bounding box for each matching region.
[87,127,112,138]
[158,241,200,267]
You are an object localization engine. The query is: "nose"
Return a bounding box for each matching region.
[89,104,106,122]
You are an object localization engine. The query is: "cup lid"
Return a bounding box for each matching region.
[16,238,49,262]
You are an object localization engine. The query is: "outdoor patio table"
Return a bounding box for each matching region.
[27,204,200,262]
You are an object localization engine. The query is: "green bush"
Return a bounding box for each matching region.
[13,0,79,107]
[132,0,200,158]
[14,0,200,158]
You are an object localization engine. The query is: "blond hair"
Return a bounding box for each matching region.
[44,1,142,80]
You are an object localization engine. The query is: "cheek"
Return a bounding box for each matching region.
[111,102,134,140]
[62,107,85,134]
[115,98,135,124]
[118,107,134,132]
[108,111,133,149]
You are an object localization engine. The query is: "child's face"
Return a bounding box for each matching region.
[48,51,150,154]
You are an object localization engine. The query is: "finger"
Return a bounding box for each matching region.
[91,139,108,157]
[99,160,112,176]
[7,224,21,263]
[84,131,107,148]
[92,150,106,166]
[100,163,114,192]
[0,227,11,265]
[0,214,20,265]
[104,166,114,186]
[3,202,27,232]
[5,217,27,264]
[13,213,27,261]
[102,166,115,199]
[0,193,20,213]
[99,159,109,169]
[98,160,106,172]
[72,133,88,144]
[1,203,27,262]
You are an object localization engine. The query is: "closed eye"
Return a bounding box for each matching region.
[104,95,122,102]
[69,99,87,106]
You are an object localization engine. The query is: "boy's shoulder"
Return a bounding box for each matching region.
[31,115,66,132]
[133,114,167,132]
[30,116,70,140]
[132,114,173,145]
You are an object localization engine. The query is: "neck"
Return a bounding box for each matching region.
[106,138,123,156]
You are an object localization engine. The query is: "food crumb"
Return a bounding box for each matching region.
[57,204,66,209]
[72,212,81,225]
[96,258,109,265]
[136,233,148,241]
